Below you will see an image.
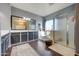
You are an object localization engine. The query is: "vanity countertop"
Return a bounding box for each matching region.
[1,30,38,37]
[11,30,38,33]
[1,30,9,37]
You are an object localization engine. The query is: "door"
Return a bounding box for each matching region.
[34,32,38,40]
[11,33,20,44]
[75,4,79,55]
[21,32,27,42]
[29,32,33,41]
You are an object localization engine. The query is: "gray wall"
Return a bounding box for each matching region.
[0,3,11,55]
[0,3,11,30]
[0,22,1,55]
[11,7,43,30]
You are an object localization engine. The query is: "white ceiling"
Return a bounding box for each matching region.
[10,3,73,16]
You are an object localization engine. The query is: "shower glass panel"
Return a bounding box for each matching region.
[55,13,75,49]
[45,5,75,49]
[67,13,75,49]
[54,16,67,46]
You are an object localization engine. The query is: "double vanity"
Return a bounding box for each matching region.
[11,30,38,44]
[1,30,38,56]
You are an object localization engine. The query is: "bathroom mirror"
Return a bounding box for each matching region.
[11,15,36,30]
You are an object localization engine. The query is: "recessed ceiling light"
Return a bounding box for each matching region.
[48,3,54,6]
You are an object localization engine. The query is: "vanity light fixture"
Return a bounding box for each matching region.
[23,17,31,21]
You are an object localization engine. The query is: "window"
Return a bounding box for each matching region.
[54,18,58,30]
[45,19,58,31]
[45,20,53,30]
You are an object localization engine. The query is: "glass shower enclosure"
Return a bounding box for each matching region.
[54,12,75,49]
